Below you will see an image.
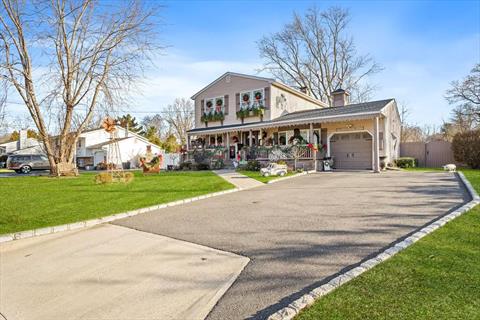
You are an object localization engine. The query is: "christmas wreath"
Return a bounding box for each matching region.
[206,100,213,109]
[254,91,262,100]
[216,98,223,106]
[242,93,250,102]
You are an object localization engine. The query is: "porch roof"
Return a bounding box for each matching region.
[188,98,395,135]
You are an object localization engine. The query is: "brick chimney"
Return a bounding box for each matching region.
[331,88,350,107]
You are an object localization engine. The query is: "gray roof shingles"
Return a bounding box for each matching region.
[188,99,394,133]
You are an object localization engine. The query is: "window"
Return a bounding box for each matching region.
[239,88,265,110]
[300,129,309,143]
[240,91,251,110]
[278,132,287,146]
[379,132,384,150]
[205,96,224,114]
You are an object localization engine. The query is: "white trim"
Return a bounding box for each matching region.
[191,72,275,99]
[188,111,383,135]
[327,130,374,170]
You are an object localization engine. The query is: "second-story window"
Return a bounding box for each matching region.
[202,96,225,124]
[240,88,264,110]
[205,96,224,114]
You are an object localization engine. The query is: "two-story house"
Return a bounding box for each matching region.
[187,72,401,171]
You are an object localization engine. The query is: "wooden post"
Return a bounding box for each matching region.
[373,116,380,173]
[249,129,253,147]
[309,123,313,144]
[226,132,230,154]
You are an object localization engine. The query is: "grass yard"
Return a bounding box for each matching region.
[0,171,233,234]
[237,170,295,183]
[0,169,14,173]
[296,169,480,320]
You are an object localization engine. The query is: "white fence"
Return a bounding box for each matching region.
[161,153,181,169]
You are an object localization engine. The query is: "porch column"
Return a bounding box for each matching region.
[249,129,253,147]
[260,129,263,146]
[186,134,190,151]
[373,116,380,173]
[309,123,313,144]
[206,135,210,148]
[226,132,230,150]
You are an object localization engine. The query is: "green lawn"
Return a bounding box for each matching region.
[0,171,233,234]
[0,169,14,173]
[296,169,480,320]
[237,170,296,183]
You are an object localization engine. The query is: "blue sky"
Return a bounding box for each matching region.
[5,0,480,129]
[131,0,479,127]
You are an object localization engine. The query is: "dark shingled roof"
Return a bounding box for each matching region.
[187,99,394,133]
[273,99,394,122]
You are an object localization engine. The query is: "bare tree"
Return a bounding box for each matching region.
[163,98,194,145]
[258,6,382,105]
[0,80,7,135]
[445,63,480,127]
[0,0,161,174]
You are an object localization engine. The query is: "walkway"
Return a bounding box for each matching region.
[213,169,264,189]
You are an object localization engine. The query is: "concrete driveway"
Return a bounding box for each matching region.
[115,171,469,320]
[0,224,248,320]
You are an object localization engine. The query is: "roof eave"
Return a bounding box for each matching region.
[190,72,275,100]
[187,111,382,135]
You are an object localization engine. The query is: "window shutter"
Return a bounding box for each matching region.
[200,99,205,114]
[264,87,270,110]
[224,95,229,115]
[235,93,240,112]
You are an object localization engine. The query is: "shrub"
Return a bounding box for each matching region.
[395,157,417,168]
[195,163,210,170]
[122,172,134,184]
[452,129,480,168]
[245,160,261,171]
[277,160,287,165]
[211,158,225,170]
[179,161,193,170]
[94,172,113,184]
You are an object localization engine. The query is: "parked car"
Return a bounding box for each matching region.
[0,155,8,168]
[260,163,288,177]
[7,154,50,174]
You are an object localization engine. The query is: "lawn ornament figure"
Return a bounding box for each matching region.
[443,164,456,172]
[94,117,131,183]
[261,163,288,177]
[140,145,163,174]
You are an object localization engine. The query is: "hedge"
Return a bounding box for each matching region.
[452,129,480,169]
[395,157,417,168]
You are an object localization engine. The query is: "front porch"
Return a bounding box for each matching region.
[186,117,383,172]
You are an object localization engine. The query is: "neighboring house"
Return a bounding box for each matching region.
[75,126,163,169]
[0,130,43,155]
[187,72,401,171]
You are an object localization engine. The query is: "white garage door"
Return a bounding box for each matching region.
[330,132,372,170]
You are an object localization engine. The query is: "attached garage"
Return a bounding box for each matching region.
[330,132,372,170]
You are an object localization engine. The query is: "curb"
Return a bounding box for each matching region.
[0,187,241,244]
[267,171,308,184]
[267,172,479,320]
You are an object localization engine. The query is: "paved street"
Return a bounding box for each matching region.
[115,171,469,320]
